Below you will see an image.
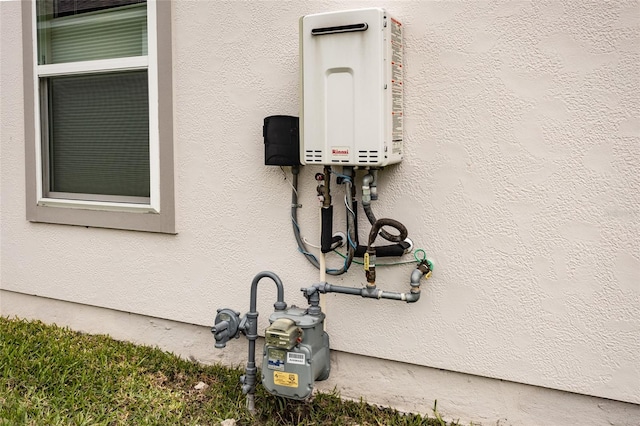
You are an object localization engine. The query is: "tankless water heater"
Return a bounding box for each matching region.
[300,8,403,167]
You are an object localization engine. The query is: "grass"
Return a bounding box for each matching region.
[0,317,455,426]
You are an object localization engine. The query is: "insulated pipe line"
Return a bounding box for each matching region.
[353,241,411,258]
[320,206,334,253]
[290,166,355,275]
[320,167,333,253]
[302,261,430,304]
[242,271,287,414]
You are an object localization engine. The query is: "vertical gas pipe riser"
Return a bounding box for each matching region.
[211,271,288,414]
[242,271,287,413]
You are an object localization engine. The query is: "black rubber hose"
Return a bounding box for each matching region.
[363,203,406,243]
[367,218,408,247]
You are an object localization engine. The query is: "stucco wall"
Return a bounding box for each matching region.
[1,0,639,408]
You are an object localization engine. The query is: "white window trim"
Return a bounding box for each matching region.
[32,0,160,214]
[37,57,149,77]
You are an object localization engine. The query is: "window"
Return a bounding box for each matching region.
[23,0,175,233]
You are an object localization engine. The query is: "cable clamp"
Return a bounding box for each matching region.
[291,203,302,208]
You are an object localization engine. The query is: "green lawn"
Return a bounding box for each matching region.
[0,317,453,426]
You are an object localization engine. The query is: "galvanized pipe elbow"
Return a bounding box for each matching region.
[249,271,287,313]
[362,173,374,187]
[404,265,427,303]
[404,291,421,303]
[410,268,424,286]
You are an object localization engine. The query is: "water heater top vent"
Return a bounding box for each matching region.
[300,8,403,167]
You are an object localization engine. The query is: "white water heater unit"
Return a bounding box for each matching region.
[300,8,403,167]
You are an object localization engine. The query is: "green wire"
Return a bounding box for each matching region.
[333,248,433,268]
[413,249,434,270]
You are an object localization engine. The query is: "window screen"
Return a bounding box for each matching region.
[46,71,150,198]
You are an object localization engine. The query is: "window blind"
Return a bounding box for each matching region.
[37,1,147,65]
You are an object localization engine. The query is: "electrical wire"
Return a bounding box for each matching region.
[413,248,427,262]
[302,237,321,249]
[280,166,298,196]
[333,249,432,268]
[333,247,432,267]
[290,165,353,275]
[290,167,431,274]
[344,195,355,216]
[343,196,358,250]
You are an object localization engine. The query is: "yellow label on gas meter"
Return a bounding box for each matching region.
[273,371,298,388]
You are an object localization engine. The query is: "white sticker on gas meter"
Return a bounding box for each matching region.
[267,348,285,371]
[287,352,306,365]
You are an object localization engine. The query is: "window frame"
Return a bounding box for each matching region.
[23,0,175,233]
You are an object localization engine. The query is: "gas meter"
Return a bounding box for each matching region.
[211,271,331,410]
[262,307,330,400]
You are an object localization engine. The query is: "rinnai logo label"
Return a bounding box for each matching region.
[331,147,349,156]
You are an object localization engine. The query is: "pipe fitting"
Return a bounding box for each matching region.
[362,173,374,205]
[404,291,421,303]
[370,169,379,200]
[410,268,424,289]
[417,261,431,276]
[314,260,429,304]
[323,166,332,208]
[249,271,286,313]
[301,284,323,314]
[361,287,382,299]
[365,254,376,286]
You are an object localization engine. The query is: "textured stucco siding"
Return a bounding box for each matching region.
[4,291,640,426]
[1,0,639,409]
